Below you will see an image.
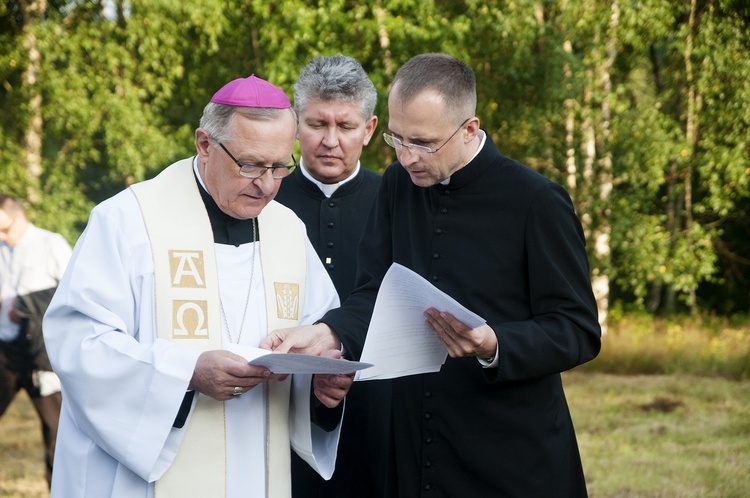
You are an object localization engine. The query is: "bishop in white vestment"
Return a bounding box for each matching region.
[42,75,350,498]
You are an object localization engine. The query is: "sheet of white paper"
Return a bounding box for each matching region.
[225,343,372,374]
[356,263,486,381]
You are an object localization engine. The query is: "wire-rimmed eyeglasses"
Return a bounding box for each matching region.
[382,118,470,157]
[218,142,297,179]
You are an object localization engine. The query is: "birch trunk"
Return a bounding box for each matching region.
[20,0,48,205]
[375,2,394,82]
[590,1,619,336]
[563,40,577,195]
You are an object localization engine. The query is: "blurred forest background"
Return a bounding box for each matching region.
[2,3,750,496]
[2,0,749,327]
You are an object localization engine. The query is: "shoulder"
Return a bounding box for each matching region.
[263,200,305,225]
[92,188,141,221]
[83,188,149,245]
[359,167,381,181]
[275,170,317,200]
[359,168,382,190]
[22,224,69,249]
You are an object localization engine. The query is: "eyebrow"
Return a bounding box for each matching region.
[306,117,358,126]
[238,155,292,167]
[389,129,439,144]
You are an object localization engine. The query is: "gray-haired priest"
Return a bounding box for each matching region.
[42,75,353,498]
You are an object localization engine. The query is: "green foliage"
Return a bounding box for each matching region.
[0,0,748,312]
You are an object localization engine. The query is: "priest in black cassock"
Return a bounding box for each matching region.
[275,55,393,498]
[264,53,602,497]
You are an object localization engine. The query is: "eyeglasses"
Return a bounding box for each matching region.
[382,118,470,157]
[217,142,297,179]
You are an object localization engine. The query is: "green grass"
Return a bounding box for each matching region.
[565,372,750,498]
[580,314,750,380]
[0,391,48,498]
[1,313,748,497]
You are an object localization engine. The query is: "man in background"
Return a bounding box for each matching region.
[0,194,71,487]
[275,55,392,498]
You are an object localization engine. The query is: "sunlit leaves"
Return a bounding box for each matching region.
[0,0,748,312]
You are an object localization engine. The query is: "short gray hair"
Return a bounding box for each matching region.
[294,55,377,120]
[199,103,297,143]
[391,53,476,125]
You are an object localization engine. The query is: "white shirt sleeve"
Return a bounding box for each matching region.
[43,193,202,481]
[289,225,342,479]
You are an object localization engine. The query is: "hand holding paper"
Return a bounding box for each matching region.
[356,263,486,381]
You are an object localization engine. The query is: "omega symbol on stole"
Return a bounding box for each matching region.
[169,250,209,339]
[274,282,300,320]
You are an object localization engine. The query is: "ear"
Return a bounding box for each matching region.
[361,115,379,146]
[195,128,212,158]
[463,117,480,143]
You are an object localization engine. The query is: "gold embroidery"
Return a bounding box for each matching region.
[172,300,209,339]
[169,250,206,288]
[274,282,299,320]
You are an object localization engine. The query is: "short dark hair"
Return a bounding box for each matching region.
[391,53,476,124]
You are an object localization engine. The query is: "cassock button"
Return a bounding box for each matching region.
[424,461,432,468]
[328,264,335,269]
[424,391,432,398]
[431,275,439,282]
[327,222,334,228]
[328,201,336,207]
[432,252,439,259]
[327,242,334,248]
[424,413,431,420]
[440,207,448,214]
[425,437,433,444]
[434,228,442,235]
[424,484,432,491]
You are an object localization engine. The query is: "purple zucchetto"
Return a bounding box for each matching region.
[210,74,291,109]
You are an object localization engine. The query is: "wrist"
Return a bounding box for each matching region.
[314,321,340,350]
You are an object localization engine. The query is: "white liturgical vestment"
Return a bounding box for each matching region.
[42,159,342,498]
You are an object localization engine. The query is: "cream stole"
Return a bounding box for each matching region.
[131,158,306,498]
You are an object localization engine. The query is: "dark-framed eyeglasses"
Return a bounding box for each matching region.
[382,118,470,157]
[217,142,297,179]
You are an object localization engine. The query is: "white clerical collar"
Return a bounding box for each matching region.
[440,129,487,186]
[299,158,360,198]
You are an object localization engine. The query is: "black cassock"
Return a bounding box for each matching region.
[276,166,395,498]
[322,134,601,498]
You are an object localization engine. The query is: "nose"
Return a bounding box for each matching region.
[252,169,278,195]
[321,126,339,149]
[397,147,420,166]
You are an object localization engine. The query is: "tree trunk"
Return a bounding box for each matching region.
[563,40,577,196]
[590,1,619,336]
[375,2,394,82]
[20,0,48,205]
[683,0,699,314]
